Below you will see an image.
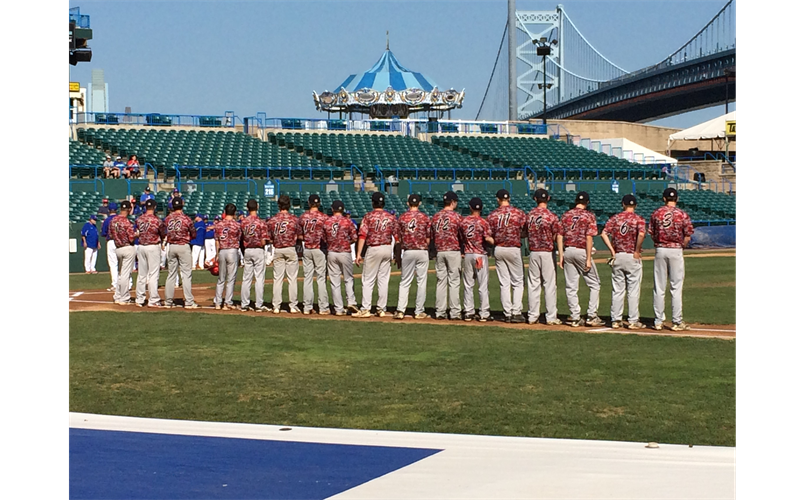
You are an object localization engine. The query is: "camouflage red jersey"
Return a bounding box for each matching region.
[324,214,358,253]
[648,206,694,249]
[162,211,196,245]
[240,215,269,249]
[358,210,398,246]
[267,212,300,248]
[396,210,431,250]
[460,215,492,255]
[298,210,329,250]
[603,211,646,254]
[215,218,242,250]
[135,214,164,246]
[109,215,136,247]
[430,209,463,252]
[559,207,598,249]
[526,207,561,252]
[487,205,527,247]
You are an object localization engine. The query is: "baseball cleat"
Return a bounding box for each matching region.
[148,303,163,308]
[434,314,446,320]
[319,309,331,316]
[272,307,281,314]
[479,315,493,323]
[450,316,463,322]
[546,319,562,326]
[353,309,371,318]
[257,306,271,313]
[240,307,250,312]
[610,321,622,329]
[135,302,145,308]
[393,311,405,320]
[334,311,347,316]
[586,316,605,327]
[652,322,664,331]
[347,305,360,314]
[115,300,132,306]
[627,321,646,330]
[184,303,200,309]
[289,306,301,314]
[376,310,387,318]
[510,315,526,324]
[671,322,691,331]
[502,316,511,323]
[465,315,475,322]
[566,318,583,327]
[303,310,312,315]
[414,312,430,320]
[106,287,115,292]
[527,318,538,325]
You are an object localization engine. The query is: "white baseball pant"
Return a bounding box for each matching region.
[84,247,98,273]
[165,244,195,307]
[135,244,162,306]
[214,248,239,307]
[435,251,462,319]
[563,246,601,321]
[204,239,216,266]
[113,245,136,303]
[192,244,205,269]
[527,251,559,323]
[303,248,329,312]
[494,246,525,318]
[106,240,119,288]
[463,253,491,319]
[361,244,392,313]
[653,247,685,325]
[397,249,429,316]
[241,248,267,309]
[272,246,299,310]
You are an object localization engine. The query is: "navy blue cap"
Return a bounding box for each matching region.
[469,197,483,211]
[89,214,97,220]
[443,191,459,203]
[202,214,209,220]
[533,188,550,202]
[408,194,422,205]
[496,189,510,200]
[332,200,345,211]
[372,192,385,203]
[145,199,157,209]
[309,194,321,205]
[120,200,132,211]
[622,194,637,206]
[663,187,678,200]
[574,191,590,204]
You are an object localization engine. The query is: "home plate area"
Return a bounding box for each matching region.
[70,413,735,500]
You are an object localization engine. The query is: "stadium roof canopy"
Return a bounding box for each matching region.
[313,39,464,119]
[669,111,736,141]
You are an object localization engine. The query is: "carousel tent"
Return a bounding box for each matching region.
[336,49,439,94]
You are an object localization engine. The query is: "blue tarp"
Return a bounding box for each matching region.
[689,225,736,248]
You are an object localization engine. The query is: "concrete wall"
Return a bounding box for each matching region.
[547,119,681,154]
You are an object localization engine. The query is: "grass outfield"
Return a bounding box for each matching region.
[70,313,735,446]
[70,253,735,324]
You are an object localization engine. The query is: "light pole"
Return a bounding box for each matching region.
[533,37,558,126]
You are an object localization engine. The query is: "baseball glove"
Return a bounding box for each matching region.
[206,259,220,276]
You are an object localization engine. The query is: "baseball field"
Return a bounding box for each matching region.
[69,251,735,446]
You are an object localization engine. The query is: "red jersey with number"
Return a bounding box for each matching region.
[460,215,491,255]
[527,207,561,252]
[648,206,694,249]
[431,209,463,252]
[267,212,300,248]
[240,215,268,249]
[135,214,163,246]
[359,210,398,246]
[560,208,598,249]
[397,210,431,250]
[109,215,136,247]
[487,205,527,247]
[604,211,646,254]
[298,211,328,250]
[162,211,196,245]
[215,218,242,250]
[324,214,358,253]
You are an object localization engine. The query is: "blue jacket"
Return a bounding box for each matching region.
[81,221,99,248]
[101,215,115,241]
[191,221,207,246]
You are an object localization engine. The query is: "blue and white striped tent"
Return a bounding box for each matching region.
[313,48,464,118]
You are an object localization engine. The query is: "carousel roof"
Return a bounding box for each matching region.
[335,49,439,93]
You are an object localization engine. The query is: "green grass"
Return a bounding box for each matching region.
[71,254,735,325]
[70,312,735,446]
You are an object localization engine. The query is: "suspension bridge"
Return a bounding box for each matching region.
[477,0,736,123]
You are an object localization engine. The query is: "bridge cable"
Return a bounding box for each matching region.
[476,21,508,121]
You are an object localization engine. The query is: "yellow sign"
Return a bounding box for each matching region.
[69,82,80,92]
[726,120,736,137]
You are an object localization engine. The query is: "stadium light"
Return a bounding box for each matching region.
[532,36,558,125]
[69,19,92,66]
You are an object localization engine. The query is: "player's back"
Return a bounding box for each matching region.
[359,210,397,246]
[268,212,300,248]
[324,214,357,253]
[649,206,693,248]
[526,207,560,252]
[397,210,431,250]
[460,215,491,255]
[560,207,597,248]
[298,211,328,249]
[487,205,526,247]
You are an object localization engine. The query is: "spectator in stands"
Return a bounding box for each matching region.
[139,186,155,212]
[102,155,119,179]
[98,198,111,216]
[126,155,141,179]
[168,188,183,211]
[113,156,126,177]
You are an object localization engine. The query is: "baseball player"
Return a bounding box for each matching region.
[431,191,464,320]
[162,197,200,309]
[648,187,695,331]
[101,205,120,292]
[460,197,495,322]
[324,200,359,316]
[236,210,246,267]
[487,189,528,323]
[108,200,137,305]
[266,194,301,314]
[525,189,563,326]
[393,194,431,320]
[204,215,216,267]
[354,191,398,318]
[191,213,207,270]
[213,203,242,310]
[557,191,604,327]
[134,199,165,307]
[240,200,270,312]
[81,214,100,274]
[600,194,647,329]
[299,194,330,315]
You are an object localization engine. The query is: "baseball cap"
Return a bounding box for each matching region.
[236,210,244,217]
[203,214,209,221]
[574,191,590,204]
[102,198,108,203]
[105,155,111,159]
[663,187,678,201]
[622,194,637,206]
[371,192,385,204]
[408,194,421,205]
[115,156,121,160]
[195,212,203,218]
[308,194,321,205]
[496,189,510,200]
[89,214,97,220]
[214,215,221,221]
[469,197,483,211]
[331,200,345,212]
[443,191,459,203]
[171,197,184,210]
[144,186,151,192]
[173,188,180,193]
[120,200,132,211]
[145,199,157,209]
[533,188,550,202]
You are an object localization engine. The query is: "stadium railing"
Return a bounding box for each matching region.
[75,112,237,128]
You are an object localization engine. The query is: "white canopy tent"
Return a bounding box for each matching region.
[669,111,736,141]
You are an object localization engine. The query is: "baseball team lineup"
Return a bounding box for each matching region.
[102,186,695,331]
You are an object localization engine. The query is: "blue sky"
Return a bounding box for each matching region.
[68,0,734,129]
